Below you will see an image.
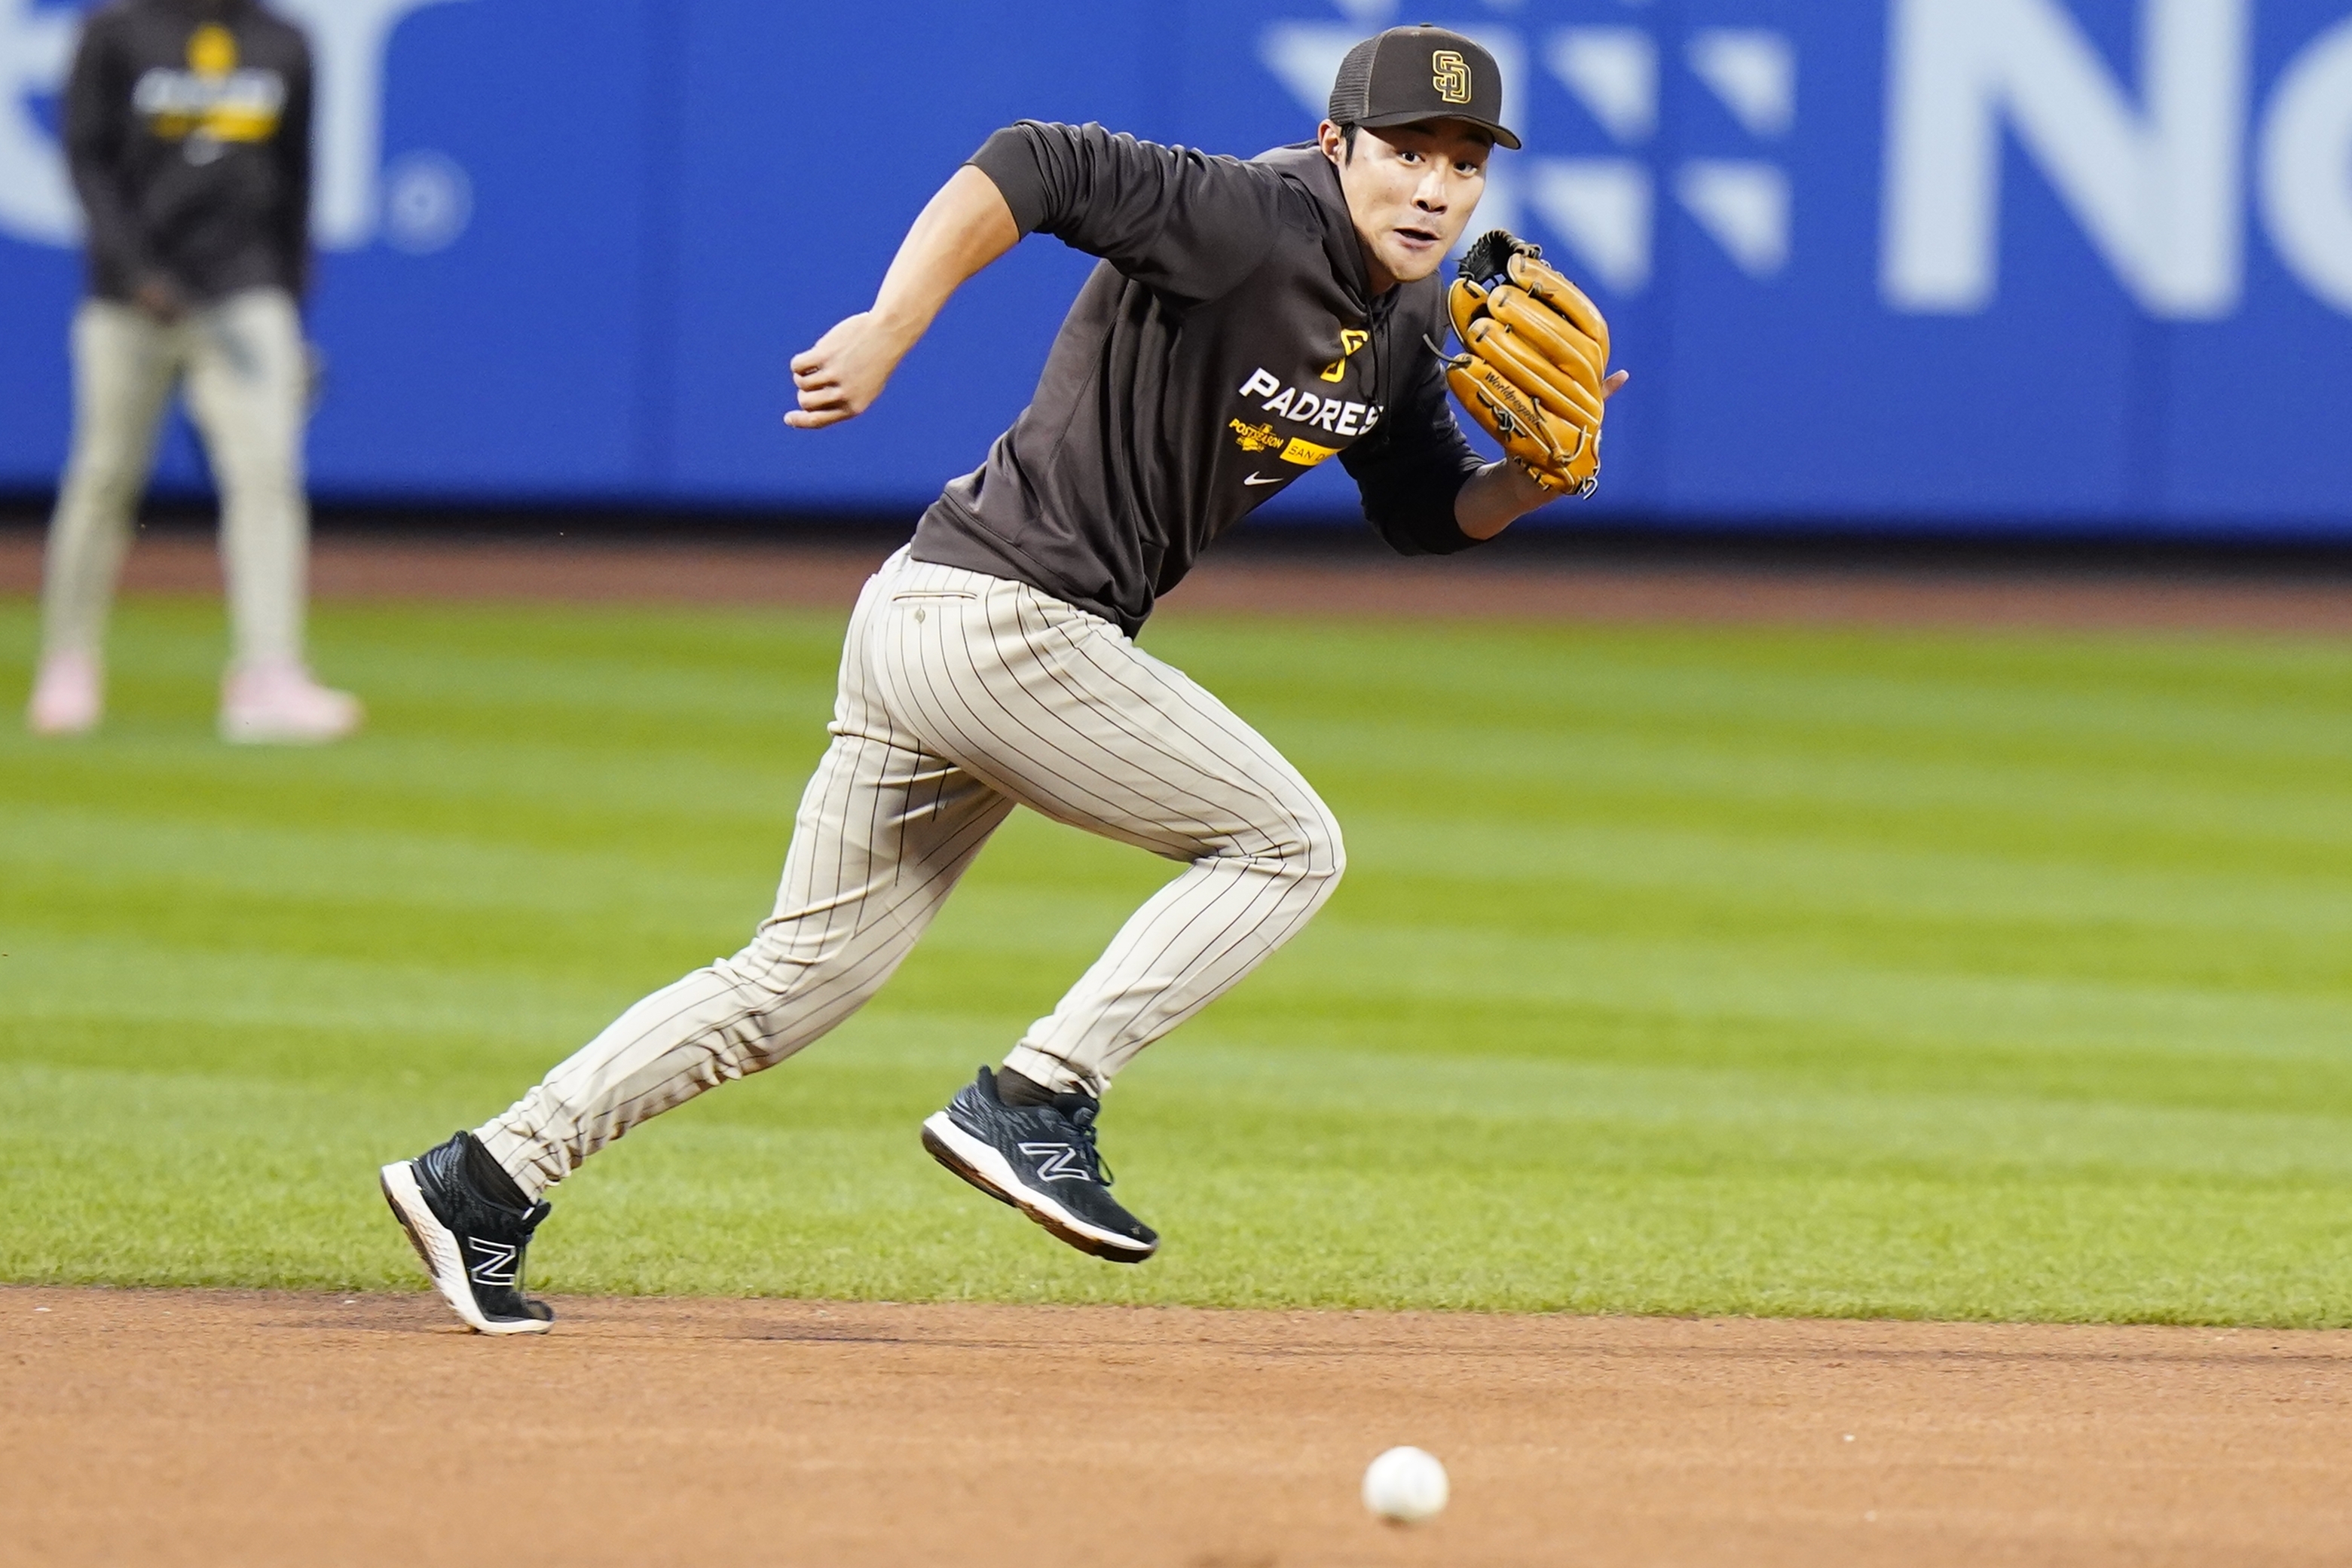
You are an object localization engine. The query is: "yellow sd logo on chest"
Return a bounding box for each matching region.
[134,23,286,144]
[1318,328,1371,384]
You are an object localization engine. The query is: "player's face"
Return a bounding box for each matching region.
[1321,119,1492,292]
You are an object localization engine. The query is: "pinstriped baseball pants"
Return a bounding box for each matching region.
[478,547,1345,1199]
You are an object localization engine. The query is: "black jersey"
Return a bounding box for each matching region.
[909,122,1489,638]
[63,0,312,305]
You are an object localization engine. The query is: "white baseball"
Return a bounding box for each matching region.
[1362,1445,1449,1524]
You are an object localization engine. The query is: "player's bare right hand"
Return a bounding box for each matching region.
[786,312,910,429]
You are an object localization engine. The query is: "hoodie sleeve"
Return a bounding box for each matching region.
[63,12,148,289]
[1340,328,1490,556]
[273,28,313,297]
[968,121,1286,306]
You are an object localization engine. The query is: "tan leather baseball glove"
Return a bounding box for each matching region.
[1443,230,1613,498]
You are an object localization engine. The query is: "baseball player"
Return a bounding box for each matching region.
[24,0,358,744]
[381,25,1624,1333]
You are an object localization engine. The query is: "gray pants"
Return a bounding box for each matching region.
[39,289,312,669]
[480,548,1347,1199]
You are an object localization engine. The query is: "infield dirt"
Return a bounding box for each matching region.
[8,1287,2351,1567]
[5,524,2351,631]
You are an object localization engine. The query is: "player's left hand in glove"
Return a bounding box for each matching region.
[1442,229,1624,498]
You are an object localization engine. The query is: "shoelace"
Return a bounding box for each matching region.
[1064,1103,1115,1188]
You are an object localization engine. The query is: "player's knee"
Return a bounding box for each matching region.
[1286,799,1346,890]
[213,461,301,514]
[1321,812,1347,885]
[60,462,141,515]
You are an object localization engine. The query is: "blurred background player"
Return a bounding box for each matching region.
[23,0,357,744]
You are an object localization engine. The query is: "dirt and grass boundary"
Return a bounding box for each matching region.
[6,521,2352,632]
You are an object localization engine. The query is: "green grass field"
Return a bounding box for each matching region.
[4,590,2350,1324]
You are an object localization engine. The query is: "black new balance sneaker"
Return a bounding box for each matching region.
[380,1131,555,1334]
[920,1067,1158,1263]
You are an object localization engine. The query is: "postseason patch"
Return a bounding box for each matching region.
[1228,419,1284,454]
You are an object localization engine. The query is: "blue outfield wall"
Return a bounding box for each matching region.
[2,0,2350,535]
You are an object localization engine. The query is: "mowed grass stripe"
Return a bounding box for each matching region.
[8,1047,2348,1318]
[2,593,2347,1322]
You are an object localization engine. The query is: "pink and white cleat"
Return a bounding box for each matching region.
[26,650,102,736]
[219,659,363,745]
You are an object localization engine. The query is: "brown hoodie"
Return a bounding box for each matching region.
[63,0,313,304]
[910,122,1489,638]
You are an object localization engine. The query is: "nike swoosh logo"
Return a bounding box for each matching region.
[1242,472,1286,486]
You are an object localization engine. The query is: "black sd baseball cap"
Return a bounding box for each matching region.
[1327,25,1519,150]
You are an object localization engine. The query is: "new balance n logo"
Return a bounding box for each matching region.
[466,1236,519,1286]
[1017,1142,1090,1182]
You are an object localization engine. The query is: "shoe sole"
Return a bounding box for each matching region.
[378,1161,554,1336]
[26,708,100,737]
[920,1114,1156,1264]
